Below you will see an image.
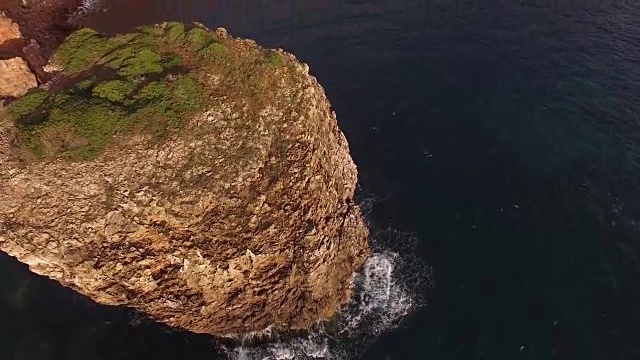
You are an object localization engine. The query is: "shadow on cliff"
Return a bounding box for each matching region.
[0,38,25,60]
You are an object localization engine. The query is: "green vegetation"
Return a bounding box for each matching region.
[185,27,216,51]
[52,29,113,73]
[5,21,295,163]
[199,42,226,59]
[76,79,94,91]
[167,22,186,42]
[92,80,135,103]
[6,23,212,162]
[266,51,283,67]
[9,69,204,161]
[118,49,164,77]
[6,91,48,119]
[138,81,169,101]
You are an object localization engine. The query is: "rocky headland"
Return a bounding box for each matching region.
[0,19,370,336]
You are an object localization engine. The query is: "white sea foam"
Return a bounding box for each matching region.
[221,218,434,360]
[68,0,102,24]
[108,190,430,358]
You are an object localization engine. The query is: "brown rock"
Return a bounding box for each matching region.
[0,27,370,336]
[22,39,49,83]
[0,0,82,98]
[0,56,37,97]
[0,10,60,98]
[0,11,21,41]
[0,13,36,98]
[0,0,82,59]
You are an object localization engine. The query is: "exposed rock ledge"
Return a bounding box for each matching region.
[0,22,370,335]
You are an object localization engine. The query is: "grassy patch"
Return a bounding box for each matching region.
[118,49,164,77]
[6,90,48,119]
[9,71,204,161]
[138,81,169,101]
[5,23,211,162]
[166,22,186,43]
[171,75,201,112]
[76,79,94,91]
[49,98,125,159]
[161,54,183,69]
[6,22,295,163]
[185,27,216,51]
[52,29,115,73]
[199,42,226,60]
[266,51,283,67]
[92,80,136,103]
[14,96,126,160]
[129,74,203,134]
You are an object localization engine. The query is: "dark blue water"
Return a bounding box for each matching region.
[2,0,640,359]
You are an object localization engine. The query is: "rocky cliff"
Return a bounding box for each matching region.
[0,22,370,335]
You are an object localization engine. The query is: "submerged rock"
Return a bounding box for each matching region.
[0,22,370,335]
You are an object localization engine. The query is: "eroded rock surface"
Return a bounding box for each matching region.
[0,23,370,335]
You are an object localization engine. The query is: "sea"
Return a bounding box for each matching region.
[1,0,639,359]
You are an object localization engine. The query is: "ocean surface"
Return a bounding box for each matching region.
[2,0,640,359]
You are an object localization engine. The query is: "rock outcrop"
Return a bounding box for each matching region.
[0,14,37,98]
[0,23,370,335]
[0,1,82,101]
[0,0,82,59]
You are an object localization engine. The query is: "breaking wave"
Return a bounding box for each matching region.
[222,195,434,360]
[68,0,103,24]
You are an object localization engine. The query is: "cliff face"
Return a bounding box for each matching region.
[0,23,370,335]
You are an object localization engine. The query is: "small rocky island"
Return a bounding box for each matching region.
[0,20,370,335]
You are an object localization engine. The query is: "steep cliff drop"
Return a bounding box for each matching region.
[0,22,370,336]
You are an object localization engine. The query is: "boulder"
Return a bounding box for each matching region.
[0,14,37,98]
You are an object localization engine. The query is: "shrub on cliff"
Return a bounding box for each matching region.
[10,71,203,161]
[6,90,48,119]
[92,80,135,103]
[4,22,294,163]
[5,24,202,161]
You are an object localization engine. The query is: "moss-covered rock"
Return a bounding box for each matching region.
[92,79,136,103]
[51,28,114,74]
[6,90,48,119]
[4,22,248,161]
